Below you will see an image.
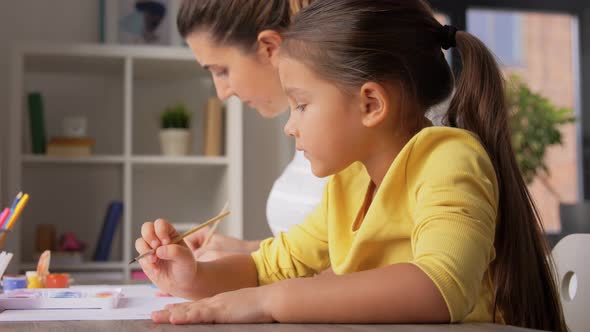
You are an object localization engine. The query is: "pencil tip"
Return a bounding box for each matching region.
[128,259,136,265]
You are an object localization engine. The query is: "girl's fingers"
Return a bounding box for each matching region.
[155,244,193,261]
[170,303,201,325]
[164,302,189,310]
[134,237,151,254]
[141,221,160,249]
[134,238,161,277]
[152,309,172,324]
[154,219,178,245]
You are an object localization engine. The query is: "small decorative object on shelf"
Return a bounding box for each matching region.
[46,137,95,157]
[58,232,86,252]
[100,0,183,46]
[159,103,191,156]
[35,224,56,253]
[62,116,88,138]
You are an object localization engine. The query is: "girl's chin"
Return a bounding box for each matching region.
[310,163,331,178]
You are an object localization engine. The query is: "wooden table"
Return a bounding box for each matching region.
[1,322,540,332]
[0,284,542,331]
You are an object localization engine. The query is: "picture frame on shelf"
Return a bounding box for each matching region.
[99,0,183,46]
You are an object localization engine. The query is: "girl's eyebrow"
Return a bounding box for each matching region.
[284,87,309,98]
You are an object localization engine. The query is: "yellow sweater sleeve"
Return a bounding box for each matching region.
[407,131,498,322]
[251,183,331,285]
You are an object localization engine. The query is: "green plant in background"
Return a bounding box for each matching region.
[160,103,191,129]
[507,74,575,192]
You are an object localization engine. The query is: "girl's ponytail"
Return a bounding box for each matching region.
[446,31,567,332]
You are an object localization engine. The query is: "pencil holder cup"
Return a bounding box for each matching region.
[0,232,8,251]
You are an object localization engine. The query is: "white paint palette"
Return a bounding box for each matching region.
[0,287,122,310]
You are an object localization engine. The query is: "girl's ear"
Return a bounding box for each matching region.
[359,82,390,128]
[257,30,283,66]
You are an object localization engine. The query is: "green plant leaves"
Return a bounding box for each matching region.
[507,75,575,184]
[161,103,191,129]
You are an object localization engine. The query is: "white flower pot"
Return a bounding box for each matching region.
[159,129,191,156]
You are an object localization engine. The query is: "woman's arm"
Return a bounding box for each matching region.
[182,225,262,254]
[270,263,449,323]
[207,235,261,253]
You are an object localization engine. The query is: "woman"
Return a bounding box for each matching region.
[151,0,325,260]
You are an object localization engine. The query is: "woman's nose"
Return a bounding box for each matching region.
[213,79,233,100]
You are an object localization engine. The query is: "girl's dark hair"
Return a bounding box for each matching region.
[176,0,312,52]
[282,1,567,331]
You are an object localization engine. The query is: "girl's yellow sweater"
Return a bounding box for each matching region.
[252,126,499,322]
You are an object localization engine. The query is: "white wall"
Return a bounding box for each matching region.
[243,111,293,240]
[0,0,289,242]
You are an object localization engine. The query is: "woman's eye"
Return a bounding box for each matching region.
[214,69,228,77]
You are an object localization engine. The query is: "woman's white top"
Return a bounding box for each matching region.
[266,150,328,236]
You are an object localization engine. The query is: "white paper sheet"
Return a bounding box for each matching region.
[0,284,187,321]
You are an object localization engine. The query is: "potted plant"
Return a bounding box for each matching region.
[159,103,192,156]
[507,74,575,197]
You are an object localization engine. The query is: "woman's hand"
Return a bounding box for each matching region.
[182,227,261,259]
[134,219,200,300]
[195,249,242,262]
[151,286,275,324]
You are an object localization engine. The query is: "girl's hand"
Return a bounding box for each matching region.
[151,287,274,324]
[135,219,199,300]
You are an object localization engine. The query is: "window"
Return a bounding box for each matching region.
[468,9,580,232]
[468,9,524,67]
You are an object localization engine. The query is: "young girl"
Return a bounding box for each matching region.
[136,0,567,330]
[167,0,327,261]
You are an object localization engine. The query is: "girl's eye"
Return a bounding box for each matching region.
[295,104,307,112]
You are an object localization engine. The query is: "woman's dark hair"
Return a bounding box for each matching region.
[176,0,313,52]
[281,1,567,331]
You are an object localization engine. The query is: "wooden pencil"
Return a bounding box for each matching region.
[129,210,230,264]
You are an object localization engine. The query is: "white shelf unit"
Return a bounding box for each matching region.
[7,43,243,281]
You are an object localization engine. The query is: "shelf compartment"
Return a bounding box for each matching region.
[22,155,125,164]
[19,261,124,271]
[21,164,124,263]
[131,155,228,166]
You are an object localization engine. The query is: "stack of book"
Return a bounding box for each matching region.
[46,137,95,157]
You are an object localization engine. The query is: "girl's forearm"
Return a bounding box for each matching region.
[268,263,450,323]
[191,254,259,300]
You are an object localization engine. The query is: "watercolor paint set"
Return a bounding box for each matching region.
[0,287,122,310]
